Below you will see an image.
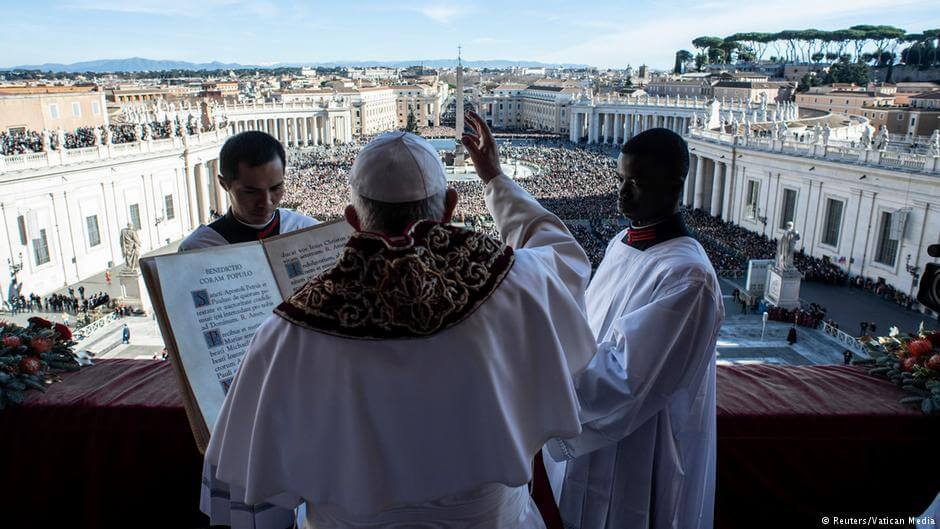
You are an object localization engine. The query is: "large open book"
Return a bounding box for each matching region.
[141,220,354,452]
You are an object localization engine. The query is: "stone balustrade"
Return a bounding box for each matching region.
[0,129,228,175]
[688,127,940,174]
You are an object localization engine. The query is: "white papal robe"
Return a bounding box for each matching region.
[200,174,597,529]
[178,208,318,251]
[545,229,724,529]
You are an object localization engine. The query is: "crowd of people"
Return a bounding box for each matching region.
[682,207,849,282]
[765,304,828,328]
[282,138,623,269]
[848,275,918,310]
[6,287,111,318]
[0,129,44,155]
[282,138,622,227]
[0,119,199,156]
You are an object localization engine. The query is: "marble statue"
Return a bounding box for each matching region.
[860,126,873,150]
[41,130,52,152]
[928,130,940,157]
[776,222,801,271]
[823,123,832,146]
[120,223,142,272]
[875,125,890,151]
[55,128,66,151]
[93,126,102,146]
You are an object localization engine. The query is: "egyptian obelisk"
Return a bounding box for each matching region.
[454,46,465,165]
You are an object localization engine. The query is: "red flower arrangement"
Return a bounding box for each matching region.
[0,318,82,408]
[858,326,940,415]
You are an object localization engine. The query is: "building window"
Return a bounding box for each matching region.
[49,104,60,119]
[16,215,27,245]
[33,229,50,265]
[86,215,101,247]
[129,204,142,230]
[874,211,899,267]
[72,102,82,117]
[779,189,797,228]
[91,101,101,115]
[821,199,843,246]
[163,195,176,220]
[745,180,760,218]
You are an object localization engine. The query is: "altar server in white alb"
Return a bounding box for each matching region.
[544,128,724,529]
[179,131,317,251]
[201,113,597,528]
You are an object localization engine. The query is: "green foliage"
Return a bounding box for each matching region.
[675,25,939,68]
[825,61,872,85]
[674,50,693,74]
[405,110,418,134]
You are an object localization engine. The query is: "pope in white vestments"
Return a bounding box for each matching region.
[178,131,317,251]
[545,128,724,529]
[201,116,596,528]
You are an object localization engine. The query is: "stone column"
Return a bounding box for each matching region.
[325,115,334,145]
[193,162,210,224]
[721,164,734,222]
[684,154,697,207]
[311,116,320,145]
[569,112,578,143]
[710,161,724,217]
[589,113,599,144]
[297,117,306,146]
[693,156,706,210]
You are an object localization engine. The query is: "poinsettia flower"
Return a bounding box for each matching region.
[2,335,21,348]
[53,323,72,341]
[19,357,42,375]
[29,336,53,354]
[27,317,53,329]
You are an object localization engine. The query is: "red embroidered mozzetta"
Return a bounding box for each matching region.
[274,220,515,340]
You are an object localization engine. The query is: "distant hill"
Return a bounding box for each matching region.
[1,57,588,73]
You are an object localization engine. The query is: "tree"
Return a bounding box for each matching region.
[674,50,693,74]
[849,25,877,62]
[925,29,940,65]
[799,72,824,91]
[737,47,757,63]
[718,40,740,63]
[405,110,418,134]
[811,52,825,63]
[692,36,724,65]
[825,61,871,85]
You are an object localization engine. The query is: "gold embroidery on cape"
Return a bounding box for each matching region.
[278,222,514,339]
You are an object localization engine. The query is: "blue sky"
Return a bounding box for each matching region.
[2,0,939,69]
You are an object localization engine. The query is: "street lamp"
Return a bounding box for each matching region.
[7,252,23,277]
[905,254,920,285]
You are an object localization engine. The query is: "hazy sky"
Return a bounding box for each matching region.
[2,0,939,69]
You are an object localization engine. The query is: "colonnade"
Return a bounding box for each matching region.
[187,158,229,225]
[569,111,692,144]
[683,153,733,221]
[228,113,351,147]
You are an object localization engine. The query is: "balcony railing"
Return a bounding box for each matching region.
[688,127,940,174]
[0,130,228,175]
